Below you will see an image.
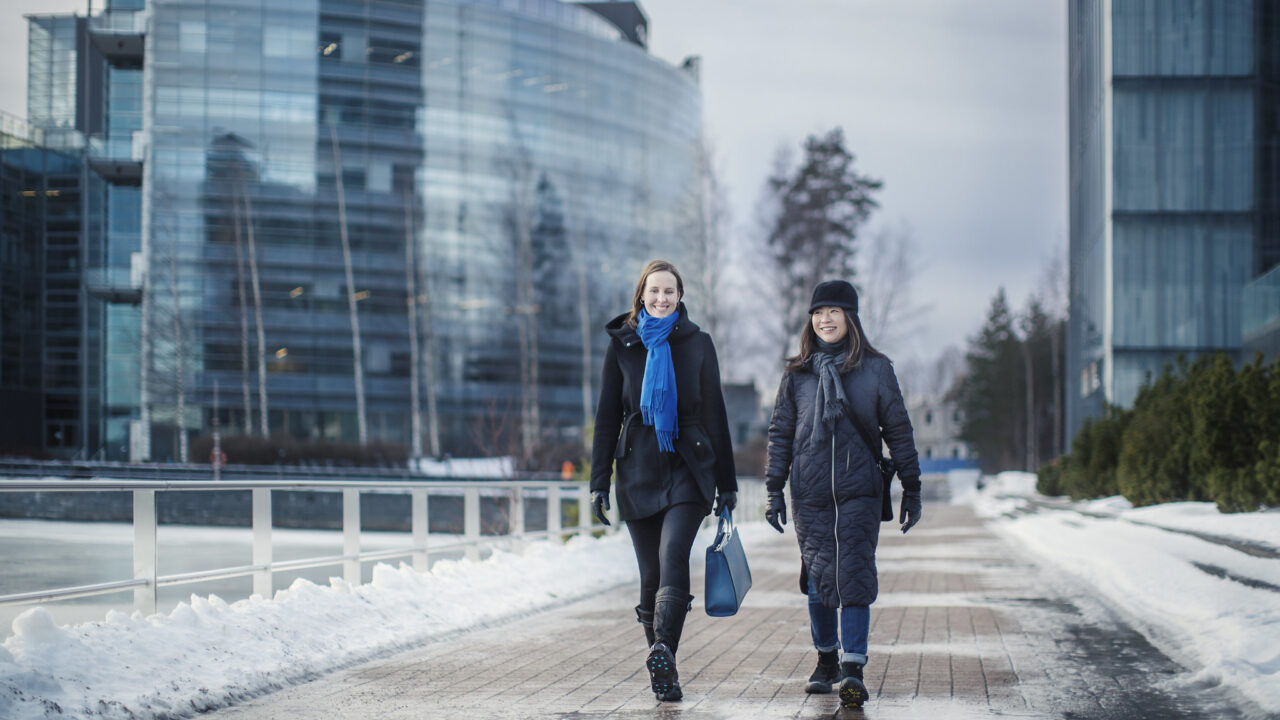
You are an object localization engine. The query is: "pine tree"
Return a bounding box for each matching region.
[949,288,1025,472]
[764,128,882,342]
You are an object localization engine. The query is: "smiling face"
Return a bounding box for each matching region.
[642,270,681,319]
[811,306,849,343]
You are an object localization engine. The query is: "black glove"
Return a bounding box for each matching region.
[765,491,787,533]
[591,490,611,526]
[713,490,737,516]
[899,490,922,534]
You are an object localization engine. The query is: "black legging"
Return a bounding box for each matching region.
[626,502,705,611]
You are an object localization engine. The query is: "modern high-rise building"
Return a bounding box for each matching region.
[1,113,108,458]
[23,0,703,462]
[1066,0,1280,448]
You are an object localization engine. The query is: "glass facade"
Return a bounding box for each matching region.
[0,115,106,458]
[27,17,81,131]
[0,122,48,454]
[28,0,702,460]
[1067,0,1280,448]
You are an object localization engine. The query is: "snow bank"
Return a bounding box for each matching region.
[969,471,1039,518]
[968,475,1280,715]
[1,532,641,720]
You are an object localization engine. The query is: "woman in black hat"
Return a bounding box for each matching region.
[763,279,922,709]
[589,259,738,702]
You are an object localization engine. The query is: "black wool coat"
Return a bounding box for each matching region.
[765,354,920,608]
[590,303,738,521]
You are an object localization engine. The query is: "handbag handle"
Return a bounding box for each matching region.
[712,506,736,552]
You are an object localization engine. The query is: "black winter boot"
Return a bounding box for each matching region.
[647,586,693,701]
[805,649,841,694]
[839,662,869,708]
[635,605,655,648]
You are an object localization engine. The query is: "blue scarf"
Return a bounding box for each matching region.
[637,308,679,452]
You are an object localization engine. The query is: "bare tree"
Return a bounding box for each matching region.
[140,190,196,462]
[167,200,188,463]
[707,144,794,391]
[210,131,267,438]
[403,193,423,458]
[231,190,253,435]
[680,133,732,343]
[239,189,270,439]
[497,105,541,464]
[419,237,442,458]
[327,118,368,446]
[857,221,929,356]
[1036,249,1068,459]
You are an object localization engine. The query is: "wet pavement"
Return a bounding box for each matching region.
[209,504,1256,720]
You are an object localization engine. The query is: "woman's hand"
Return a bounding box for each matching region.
[591,490,612,526]
[713,490,737,516]
[899,490,921,534]
[765,491,787,533]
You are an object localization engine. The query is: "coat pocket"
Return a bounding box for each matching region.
[676,426,717,484]
[613,411,639,459]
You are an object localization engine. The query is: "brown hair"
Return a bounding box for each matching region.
[626,259,684,327]
[785,308,884,373]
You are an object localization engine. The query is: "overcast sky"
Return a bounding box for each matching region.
[0,0,1067,367]
[638,0,1068,364]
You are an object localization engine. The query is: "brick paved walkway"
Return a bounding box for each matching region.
[210,504,1249,719]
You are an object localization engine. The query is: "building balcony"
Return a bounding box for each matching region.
[87,132,144,186]
[89,10,146,68]
[85,262,142,305]
[1242,264,1280,362]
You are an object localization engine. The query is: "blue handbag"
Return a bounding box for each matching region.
[704,507,752,617]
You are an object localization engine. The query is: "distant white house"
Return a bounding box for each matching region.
[906,398,976,473]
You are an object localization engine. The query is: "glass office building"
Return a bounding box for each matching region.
[25,0,702,461]
[0,113,108,458]
[1066,0,1280,449]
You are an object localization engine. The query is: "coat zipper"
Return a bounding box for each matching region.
[831,433,844,609]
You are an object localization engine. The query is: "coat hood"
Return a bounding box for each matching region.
[605,302,700,345]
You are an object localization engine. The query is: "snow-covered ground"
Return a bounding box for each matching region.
[0,531,627,719]
[968,471,1280,716]
[0,518,769,720]
[5,475,1279,719]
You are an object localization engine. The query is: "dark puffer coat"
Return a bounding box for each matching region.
[591,303,737,521]
[765,355,920,608]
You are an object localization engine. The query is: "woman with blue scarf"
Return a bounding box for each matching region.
[590,259,738,702]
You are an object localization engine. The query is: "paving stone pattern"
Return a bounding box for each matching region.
[210,504,1251,720]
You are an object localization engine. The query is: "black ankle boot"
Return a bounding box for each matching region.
[839,662,868,708]
[647,586,692,701]
[635,605,655,648]
[805,649,841,694]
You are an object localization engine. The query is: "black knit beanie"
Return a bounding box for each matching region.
[808,280,859,315]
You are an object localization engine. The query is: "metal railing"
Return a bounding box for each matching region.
[0,476,766,617]
[1243,262,1280,339]
[89,9,148,34]
[87,131,146,163]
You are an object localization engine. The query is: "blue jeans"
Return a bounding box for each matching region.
[808,573,870,665]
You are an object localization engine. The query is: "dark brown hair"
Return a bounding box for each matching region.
[626,259,684,327]
[785,308,884,373]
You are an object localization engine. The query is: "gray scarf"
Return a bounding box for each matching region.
[808,338,849,453]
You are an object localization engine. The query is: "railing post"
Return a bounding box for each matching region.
[577,485,591,538]
[547,483,561,542]
[133,489,157,615]
[343,488,360,585]
[509,486,525,553]
[608,486,620,533]
[252,488,272,599]
[412,489,428,573]
[464,486,480,561]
